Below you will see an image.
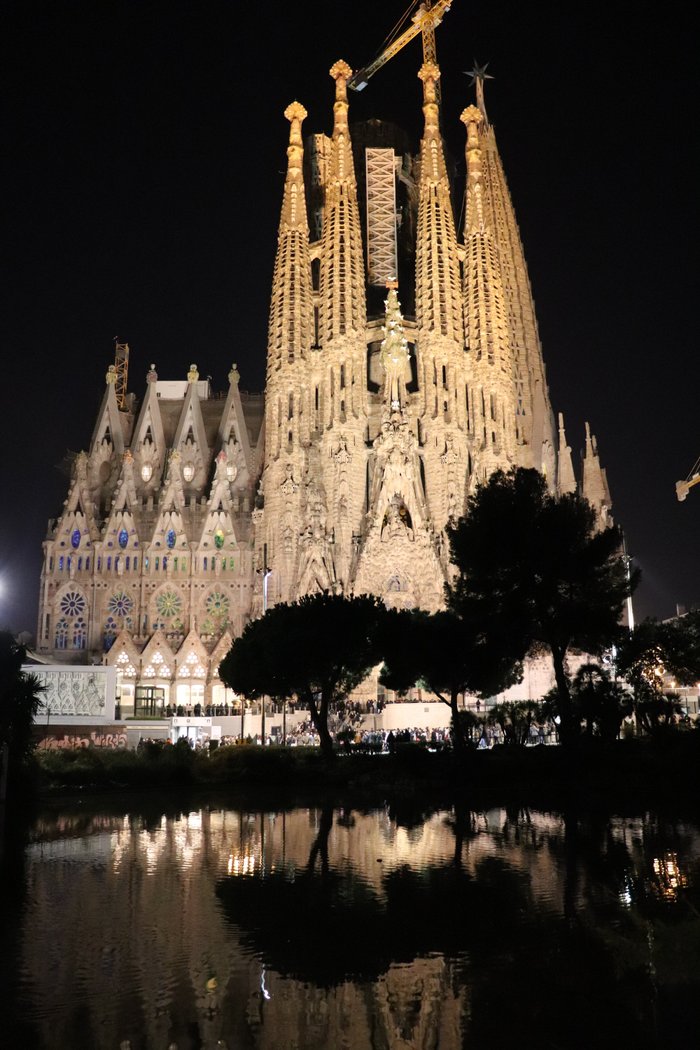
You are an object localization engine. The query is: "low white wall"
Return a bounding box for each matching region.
[27,664,117,722]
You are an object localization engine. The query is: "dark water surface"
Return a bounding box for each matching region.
[2,798,700,1049]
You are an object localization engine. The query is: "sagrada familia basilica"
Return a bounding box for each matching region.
[35,51,612,712]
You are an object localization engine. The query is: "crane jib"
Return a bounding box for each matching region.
[348,0,453,93]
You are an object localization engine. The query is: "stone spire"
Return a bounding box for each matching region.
[267,101,314,374]
[415,62,464,343]
[461,103,516,465]
[557,412,576,494]
[319,60,366,344]
[582,421,612,528]
[471,94,554,472]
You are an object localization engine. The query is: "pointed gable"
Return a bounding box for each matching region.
[131,364,167,488]
[216,365,253,484]
[90,365,125,456]
[140,630,175,680]
[199,506,239,553]
[173,364,210,486]
[105,631,142,678]
[56,451,100,549]
[174,630,209,681]
[150,507,188,554]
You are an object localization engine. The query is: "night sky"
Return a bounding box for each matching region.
[3,0,697,636]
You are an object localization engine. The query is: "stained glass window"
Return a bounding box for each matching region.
[206,590,229,619]
[60,591,86,617]
[55,619,69,650]
[156,589,182,619]
[108,591,134,618]
[71,528,81,549]
[72,618,86,650]
[214,528,225,550]
[166,528,176,549]
[118,528,129,549]
[104,617,118,651]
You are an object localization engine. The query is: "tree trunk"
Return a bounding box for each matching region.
[450,691,468,754]
[551,645,577,747]
[307,690,335,760]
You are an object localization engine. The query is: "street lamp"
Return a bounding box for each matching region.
[261,545,272,745]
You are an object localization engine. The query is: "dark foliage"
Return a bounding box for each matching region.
[616,613,700,735]
[219,593,386,758]
[446,468,637,745]
[0,632,44,786]
[380,608,520,752]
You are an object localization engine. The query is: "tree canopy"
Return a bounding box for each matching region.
[616,613,700,735]
[446,468,637,745]
[219,593,385,758]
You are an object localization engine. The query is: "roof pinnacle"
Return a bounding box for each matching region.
[284,101,307,144]
[465,60,493,124]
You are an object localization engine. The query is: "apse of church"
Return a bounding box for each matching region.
[36,51,613,701]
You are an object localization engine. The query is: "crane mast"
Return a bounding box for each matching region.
[113,340,130,411]
[676,456,700,502]
[348,0,452,93]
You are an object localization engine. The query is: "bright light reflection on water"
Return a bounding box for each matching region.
[2,804,700,1049]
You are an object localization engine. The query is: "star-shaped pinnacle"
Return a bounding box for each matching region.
[464,60,494,86]
[464,60,493,122]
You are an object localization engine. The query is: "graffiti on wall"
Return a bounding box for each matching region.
[38,731,128,750]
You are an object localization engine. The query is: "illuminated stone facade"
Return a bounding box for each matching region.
[256,59,612,612]
[36,54,612,706]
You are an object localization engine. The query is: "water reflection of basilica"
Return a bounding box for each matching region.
[16,807,700,1049]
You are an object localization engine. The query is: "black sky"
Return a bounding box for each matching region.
[2,0,698,635]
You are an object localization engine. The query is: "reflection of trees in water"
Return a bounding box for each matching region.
[10,801,700,1049]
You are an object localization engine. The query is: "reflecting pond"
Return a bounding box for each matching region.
[2,799,700,1049]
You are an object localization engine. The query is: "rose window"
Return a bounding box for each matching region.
[60,591,86,617]
[156,589,182,619]
[206,591,229,619]
[108,591,134,618]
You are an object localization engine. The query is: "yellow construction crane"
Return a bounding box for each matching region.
[113,339,129,410]
[348,0,453,93]
[676,456,700,501]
